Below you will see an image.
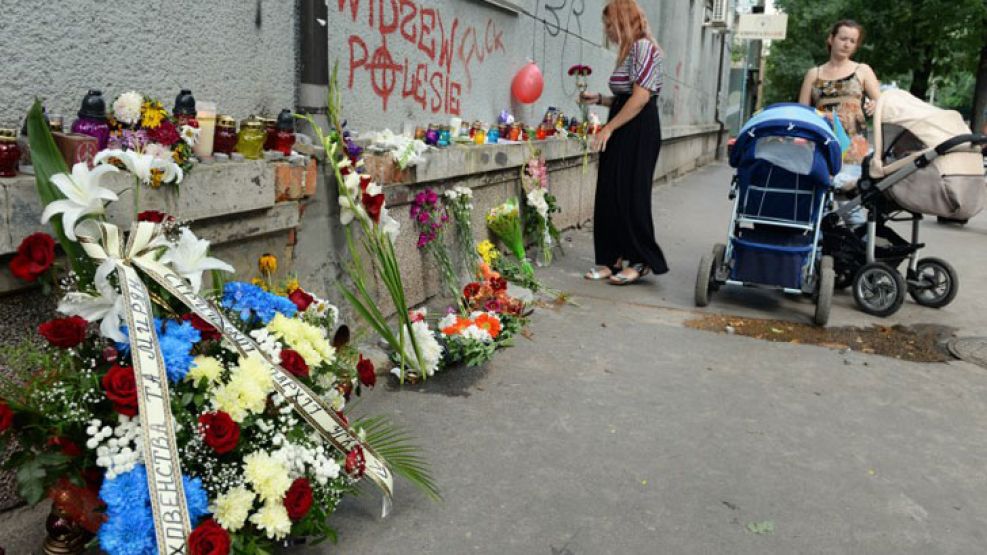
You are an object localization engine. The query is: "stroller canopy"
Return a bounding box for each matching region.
[731,103,842,175]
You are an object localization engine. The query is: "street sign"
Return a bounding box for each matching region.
[736,13,788,40]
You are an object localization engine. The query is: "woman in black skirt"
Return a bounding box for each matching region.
[581,0,669,285]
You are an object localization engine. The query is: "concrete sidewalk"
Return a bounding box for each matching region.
[313,164,987,554]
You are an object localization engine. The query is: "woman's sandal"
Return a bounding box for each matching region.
[609,263,651,286]
[584,266,615,280]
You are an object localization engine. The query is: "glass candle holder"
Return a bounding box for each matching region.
[486,127,499,144]
[508,123,521,141]
[213,115,238,155]
[236,120,266,160]
[424,125,439,146]
[437,126,451,147]
[0,129,21,177]
[473,129,486,145]
[261,118,278,151]
[193,101,217,159]
[71,89,111,150]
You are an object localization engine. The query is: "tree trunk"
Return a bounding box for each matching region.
[972,43,987,133]
[910,61,932,101]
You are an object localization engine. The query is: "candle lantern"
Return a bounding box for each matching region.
[260,117,278,151]
[508,123,521,141]
[213,115,238,155]
[0,129,21,177]
[414,126,426,141]
[236,119,266,159]
[486,127,499,144]
[424,124,439,146]
[173,89,199,128]
[273,109,296,155]
[437,126,451,147]
[473,126,486,145]
[70,90,111,150]
[193,101,217,158]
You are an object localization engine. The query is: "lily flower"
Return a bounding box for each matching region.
[339,193,367,225]
[158,228,234,293]
[94,148,184,186]
[379,207,401,242]
[57,259,127,341]
[40,162,120,241]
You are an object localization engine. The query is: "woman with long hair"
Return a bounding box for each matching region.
[798,19,881,165]
[581,0,669,285]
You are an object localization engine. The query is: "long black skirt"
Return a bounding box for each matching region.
[593,94,669,275]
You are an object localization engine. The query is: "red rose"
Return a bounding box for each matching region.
[149,120,180,146]
[345,445,366,478]
[283,478,314,521]
[357,355,375,388]
[187,518,231,555]
[197,412,239,454]
[0,402,13,432]
[288,288,314,312]
[47,436,82,457]
[181,313,221,341]
[137,210,171,223]
[9,232,55,282]
[38,316,88,348]
[280,349,309,378]
[101,364,138,416]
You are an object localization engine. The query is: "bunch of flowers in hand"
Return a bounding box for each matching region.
[411,188,463,312]
[1,105,438,555]
[486,198,535,279]
[108,91,196,185]
[443,185,478,279]
[296,64,426,384]
[520,147,562,266]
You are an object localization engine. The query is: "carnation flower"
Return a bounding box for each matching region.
[211,355,274,422]
[186,355,224,387]
[243,451,292,502]
[400,320,443,376]
[112,91,143,125]
[249,500,293,540]
[210,486,255,532]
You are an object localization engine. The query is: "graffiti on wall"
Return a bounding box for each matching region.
[338,0,506,115]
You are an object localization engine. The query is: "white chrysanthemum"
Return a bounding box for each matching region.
[210,486,255,532]
[211,355,275,422]
[249,500,292,540]
[243,451,292,502]
[401,320,443,376]
[438,313,458,330]
[526,187,549,218]
[185,355,224,387]
[249,328,283,361]
[461,324,493,343]
[112,91,143,125]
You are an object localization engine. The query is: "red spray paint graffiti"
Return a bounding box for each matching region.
[339,0,505,115]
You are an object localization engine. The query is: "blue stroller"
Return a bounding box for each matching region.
[695,104,843,325]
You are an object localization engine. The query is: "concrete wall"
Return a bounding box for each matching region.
[0,0,297,127]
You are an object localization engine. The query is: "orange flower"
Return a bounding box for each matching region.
[474,313,502,339]
[479,262,500,281]
[441,317,471,336]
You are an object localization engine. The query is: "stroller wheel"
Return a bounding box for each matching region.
[853,262,906,317]
[695,245,722,307]
[814,256,835,326]
[908,257,958,308]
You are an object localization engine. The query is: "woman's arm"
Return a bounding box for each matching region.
[579,92,614,107]
[797,68,817,106]
[592,83,651,152]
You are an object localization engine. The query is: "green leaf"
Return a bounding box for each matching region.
[747,520,775,535]
[25,100,95,282]
[357,415,441,502]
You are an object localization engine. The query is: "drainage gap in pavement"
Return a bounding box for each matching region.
[684,314,954,363]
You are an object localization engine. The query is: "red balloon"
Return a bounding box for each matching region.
[511,62,544,104]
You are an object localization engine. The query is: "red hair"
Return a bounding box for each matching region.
[603,0,657,64]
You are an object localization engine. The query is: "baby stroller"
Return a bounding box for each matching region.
[696,104,842,326]
[825,89,987,317]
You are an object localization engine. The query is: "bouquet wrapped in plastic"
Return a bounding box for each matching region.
[486,198,534,278]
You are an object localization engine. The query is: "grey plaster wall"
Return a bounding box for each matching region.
[0,0,297,127]
[325,0,729,136]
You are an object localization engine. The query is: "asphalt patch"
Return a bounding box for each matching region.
[685,314,954,362]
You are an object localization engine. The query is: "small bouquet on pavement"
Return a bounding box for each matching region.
[486,198,534,279]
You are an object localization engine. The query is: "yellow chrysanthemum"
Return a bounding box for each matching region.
[210,486,255,532]
[266,314,335,367]
[210,355,275,422]
[243,452,292,502]
[476,240,499,265]
[185,355,224,387]
[141,100,166,129]
[250,277,268,290]
[249,500,292,540]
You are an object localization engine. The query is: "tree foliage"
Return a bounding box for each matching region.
[764,0,987,108]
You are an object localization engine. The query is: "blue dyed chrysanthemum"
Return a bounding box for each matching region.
[221,281,297,324]
[116,319,201,382]
[98,465,210,555]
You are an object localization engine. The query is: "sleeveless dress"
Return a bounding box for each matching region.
[592,38,669,274]
[810,64,870,164]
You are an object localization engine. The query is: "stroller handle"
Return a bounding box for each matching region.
[934,134,987,155]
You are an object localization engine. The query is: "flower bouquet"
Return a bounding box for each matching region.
[486,198,534,279]
[410,188,463,312]
[567,64,593,173]
[0,102,437,555]
[296,63,427,384]
[443,186,478,280]
[107,91,197,186]
[519,148,562,267]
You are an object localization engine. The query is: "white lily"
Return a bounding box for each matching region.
[379,207,400,242]
[40,162,119,241]
[57,259,127,341]
[94,148,183,186]
[158,228,234,292]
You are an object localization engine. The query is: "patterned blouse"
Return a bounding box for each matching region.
[608,38,663,96]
